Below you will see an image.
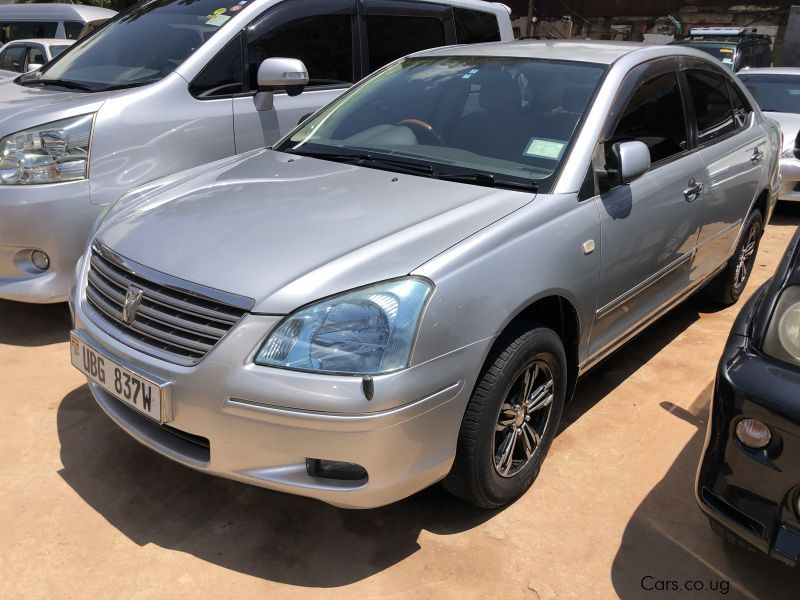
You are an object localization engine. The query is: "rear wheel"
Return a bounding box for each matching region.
[443,325,567,508]
[705,209,762,306]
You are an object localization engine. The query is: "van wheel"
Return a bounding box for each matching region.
[706,210,762,306]
[443,325,566,508]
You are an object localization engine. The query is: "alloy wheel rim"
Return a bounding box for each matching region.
[493,359,555,478]
[734,225,758,289]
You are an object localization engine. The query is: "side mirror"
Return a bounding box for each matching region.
[612,141,651,184]
[254,57,309,111]
[26,63,42,72]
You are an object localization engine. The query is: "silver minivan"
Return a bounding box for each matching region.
[71,40,780,509]
[0,0,512,303]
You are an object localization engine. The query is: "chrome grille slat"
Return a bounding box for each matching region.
[85,247,248,365]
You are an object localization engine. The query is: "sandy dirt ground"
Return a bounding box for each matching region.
[2,206,800,600]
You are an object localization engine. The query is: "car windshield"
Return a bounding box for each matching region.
[277,56,606,193]
[679,42,738,69]
[49,45,72,59]
[739,74,800,113]
[26,0,237,91]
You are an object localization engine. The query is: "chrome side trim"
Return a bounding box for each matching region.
[93,242,255,311]
[596,251,693,319]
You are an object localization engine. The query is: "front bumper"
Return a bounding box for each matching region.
[71,281,488,509]
[778,157,800,202]
[0,180,100,303]
[697,289,800,565]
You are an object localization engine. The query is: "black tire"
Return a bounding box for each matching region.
[705,209,763,306]
[707,517,758,553]
[443,325,567,508]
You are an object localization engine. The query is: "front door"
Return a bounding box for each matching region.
[588,59,704,357]
[232,0,358,153]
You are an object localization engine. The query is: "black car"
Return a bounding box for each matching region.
[671,27,773,72]
[697,226,800,565]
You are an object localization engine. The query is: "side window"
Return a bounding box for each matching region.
[28,46,45,66]
[727,81,752,128]
[740,45,758,70]
[366,15,445,72]
[0,21,58,43]
[607,71,687,165]
[759,43,773,67]
[1,45,25,72]
[64,21,85,40]
[453,8,500,44]
[246,13,354,91]
[190,34,244,98]
[686,70,736,144]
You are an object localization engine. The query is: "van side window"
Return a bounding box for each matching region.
[0,21,58,43]
[453,8,500,44]
[190,34,244,98]
[366,15,445,72]
[607,72,687,165]
[246,14,354,91]
[64,21,85,40]
[685,70,736,145]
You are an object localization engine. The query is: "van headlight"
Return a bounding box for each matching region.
[255,278,432,375]
[0,114,94,184]
[763,286,800,365]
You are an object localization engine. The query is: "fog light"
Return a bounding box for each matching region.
[30,250,50,271]
[306,458,367,481]
[735,418,772,449]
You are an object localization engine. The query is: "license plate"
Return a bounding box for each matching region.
[70,332,168,422]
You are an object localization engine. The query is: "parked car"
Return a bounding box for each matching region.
[0,38,74,78]
[738,67,800,202]
[671,27,773,72]
[69,39,780,509]
[698,226,800,565]
[0,3,115,43]
[0,0,512,304]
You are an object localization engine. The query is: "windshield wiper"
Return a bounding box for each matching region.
[436,172,538,192]
[96,81,157,92]
[288,148,434,176]
[23,78,94,92]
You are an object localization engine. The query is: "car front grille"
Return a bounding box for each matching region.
[84,244,252,365]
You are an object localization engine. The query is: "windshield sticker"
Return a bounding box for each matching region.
[462,68,480,79]
[229,4,242,12]
[722,58,733,64]
[213,8,227,14]
[719,48,734,53]
[789,89,800,95]
[524,138,566,160]
[206,14,230,26]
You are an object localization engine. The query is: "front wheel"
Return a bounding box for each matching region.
[705,209,763,306]
[443,325,567,508]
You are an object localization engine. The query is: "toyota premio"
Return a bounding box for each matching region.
[70,40,780,508]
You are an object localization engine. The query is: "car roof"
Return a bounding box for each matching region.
[414,39,704,65]
[0,4,115,20]
[738,67,800,76]
[2,39,75,47]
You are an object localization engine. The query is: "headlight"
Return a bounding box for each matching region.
[0,114,94,184]
[763,286,800,365]
[255,278,432,375]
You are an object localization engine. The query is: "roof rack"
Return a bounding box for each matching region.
[684,27,771,42]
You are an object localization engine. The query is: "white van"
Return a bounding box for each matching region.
[0,4,116,43]
[0,0,513,303]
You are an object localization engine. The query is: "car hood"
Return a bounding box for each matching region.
[0,79,115,133]
[97,149,536,314]
[764,111,800,151]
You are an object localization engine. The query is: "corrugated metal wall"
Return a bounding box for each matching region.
[506,1,785,18]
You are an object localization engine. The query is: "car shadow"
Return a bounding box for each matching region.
[56,384,498,588]
[0,299,70,346]
[610,384,798,598]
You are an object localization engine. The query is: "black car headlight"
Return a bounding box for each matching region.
[763,286,800,365]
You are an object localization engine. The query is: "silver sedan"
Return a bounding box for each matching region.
[70,40,780,508]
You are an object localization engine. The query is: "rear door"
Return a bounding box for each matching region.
[360,0,456,74]
[232,0,358,153]
[588,58,705,357]
[682,60,766,283]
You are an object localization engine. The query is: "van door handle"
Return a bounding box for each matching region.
[684,178,703,202]
[750,148,764,164]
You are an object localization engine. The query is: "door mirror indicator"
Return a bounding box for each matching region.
[255,57,309,112]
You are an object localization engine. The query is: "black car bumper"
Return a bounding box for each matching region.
[697,286,800,566]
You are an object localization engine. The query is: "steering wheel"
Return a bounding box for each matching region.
[396,118,444,145]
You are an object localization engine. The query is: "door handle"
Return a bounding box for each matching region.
[684,178,703,202]
[750,148,764,164]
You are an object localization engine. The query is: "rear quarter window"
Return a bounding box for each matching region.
[453,8,500,44]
